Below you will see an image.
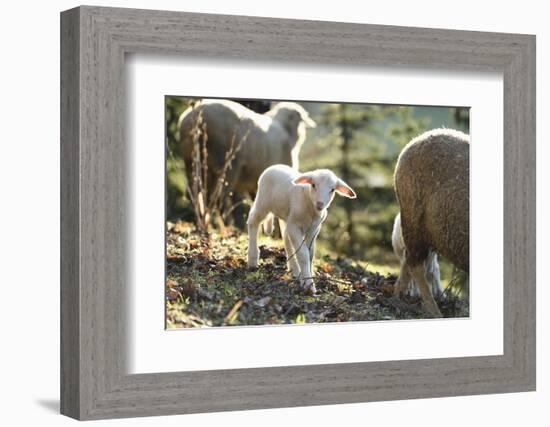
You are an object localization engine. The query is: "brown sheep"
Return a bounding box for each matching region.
[393,128,469,317]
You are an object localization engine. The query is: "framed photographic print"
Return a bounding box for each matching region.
[61,5,536,420]
[164,96,470,328]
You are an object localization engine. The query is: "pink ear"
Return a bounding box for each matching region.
[336,180,357,199]
[293,175,313,185]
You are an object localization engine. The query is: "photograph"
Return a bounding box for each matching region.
[165,96,470,328]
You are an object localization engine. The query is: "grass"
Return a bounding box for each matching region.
[166,221,469,329]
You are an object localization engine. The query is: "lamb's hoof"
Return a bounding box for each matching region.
[302,280,316,295]
[247,259,259,269]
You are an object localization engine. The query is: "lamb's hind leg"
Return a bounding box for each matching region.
[247,205,266,268]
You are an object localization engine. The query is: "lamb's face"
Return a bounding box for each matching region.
[307,172,338,211]
[293,170,357,212]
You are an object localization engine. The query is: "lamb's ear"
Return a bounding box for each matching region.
[336,179,357,199]
[293,174,313,185]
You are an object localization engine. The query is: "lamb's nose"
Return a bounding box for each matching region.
[316,202,324,211]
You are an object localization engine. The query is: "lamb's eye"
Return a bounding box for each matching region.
[331,188,335,193]
[311,183,316,189]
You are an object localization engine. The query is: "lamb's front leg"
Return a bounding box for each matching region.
[287,224,315,293]
[283,229,301,278]
[306,229,319,279]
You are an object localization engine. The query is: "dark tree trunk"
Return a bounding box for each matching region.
[339,104,354,255]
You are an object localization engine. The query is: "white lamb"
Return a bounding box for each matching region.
[391,213,443,298]
[247,164,356,293]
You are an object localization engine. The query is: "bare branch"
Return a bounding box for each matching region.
[185,108,249,234]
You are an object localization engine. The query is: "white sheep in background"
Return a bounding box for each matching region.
[178,99,317,225]
[391,213,443,298]
[247,164,356,293]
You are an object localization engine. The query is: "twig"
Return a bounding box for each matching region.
[208,129,248,213]
[441,267,468,299]
[223,300,243,324]
[221,200,247,221]
[185,106,249,232]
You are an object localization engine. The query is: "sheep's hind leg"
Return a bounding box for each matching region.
[247,207,265,268]
[278,218,286,241]
[410,264,442,318]
[394,256,412,297]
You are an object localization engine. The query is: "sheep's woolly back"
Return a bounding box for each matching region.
[200,99,272,130]
[407,127,469,147]
[394,128,470,272]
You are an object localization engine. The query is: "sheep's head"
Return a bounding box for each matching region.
[293,169,356,212]
[267,102,317,133]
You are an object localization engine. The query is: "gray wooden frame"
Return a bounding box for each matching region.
[60,5,536,420]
